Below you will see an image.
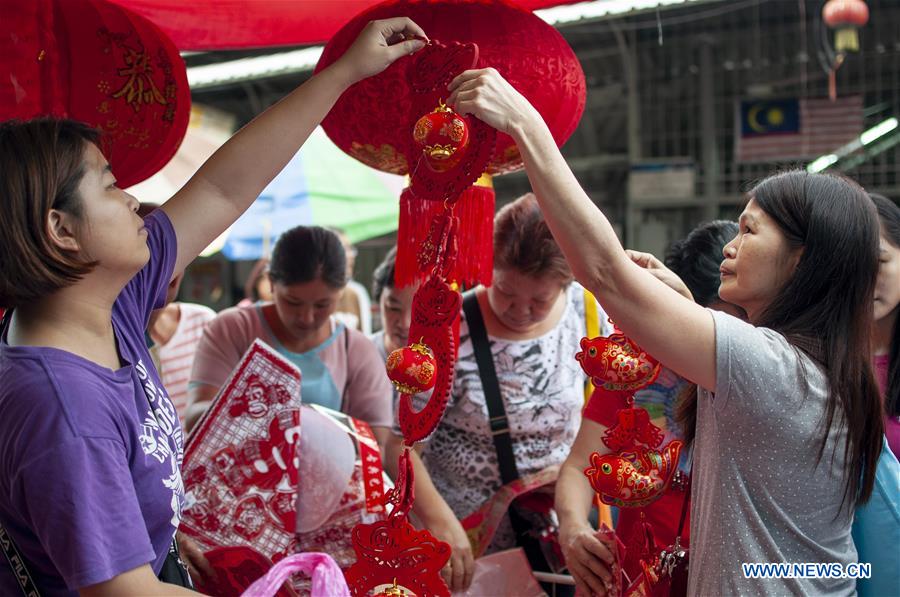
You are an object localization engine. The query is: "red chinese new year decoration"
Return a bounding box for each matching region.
[345,450,451,597]
[386,342,438,395]
[822,0,870,53]
[316,0,586,288]
[180,340,304,594]
[0,0,191,188]
[319,3,585,593]
[576,329,683,509]
[576,332,662,427]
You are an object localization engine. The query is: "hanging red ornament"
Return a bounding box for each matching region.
[386,342,438,395]
[413,101,470,172]
[575,332,662,393]
[822,0,870,53]
[584,441,683,508]
[346,449,451,597]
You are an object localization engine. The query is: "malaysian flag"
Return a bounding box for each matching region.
[735,96,863,163]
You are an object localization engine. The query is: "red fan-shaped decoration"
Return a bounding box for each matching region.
[0,0,190,187]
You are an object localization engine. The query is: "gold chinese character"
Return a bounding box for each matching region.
[111,47,166,112]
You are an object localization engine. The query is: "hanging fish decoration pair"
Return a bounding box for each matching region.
[576,330,683,508]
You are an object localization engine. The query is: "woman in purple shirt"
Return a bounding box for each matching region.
[0,19,425,597]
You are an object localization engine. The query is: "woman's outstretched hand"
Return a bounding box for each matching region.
[447,68,541,136]
[334,18,427,85]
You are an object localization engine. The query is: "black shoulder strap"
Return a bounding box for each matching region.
[462,291,520,485]
[0,522,41,597]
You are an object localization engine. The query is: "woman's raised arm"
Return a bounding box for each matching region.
[161,18,426,277]
[448,69,717,390]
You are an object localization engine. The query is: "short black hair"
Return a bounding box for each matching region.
[371,246,397,300]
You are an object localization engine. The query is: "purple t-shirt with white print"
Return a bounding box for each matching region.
[0,210,184,595]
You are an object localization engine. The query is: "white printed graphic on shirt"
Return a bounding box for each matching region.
[135,359,185,528]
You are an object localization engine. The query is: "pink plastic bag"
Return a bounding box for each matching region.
[452,548,547,597]
[240,552,350,597]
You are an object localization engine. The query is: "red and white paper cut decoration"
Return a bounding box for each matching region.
[180,340,303,595]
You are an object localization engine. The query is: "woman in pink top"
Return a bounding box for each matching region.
[871,193,900,459]
[187,226,393,445]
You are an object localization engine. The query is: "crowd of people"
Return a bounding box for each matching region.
[0,15,898,597]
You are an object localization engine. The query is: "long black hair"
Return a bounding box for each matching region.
[750,170,882,507]
[871,193,900,420]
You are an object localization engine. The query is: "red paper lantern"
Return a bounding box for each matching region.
[0,0,190,188]
[822,0,870,53]
[413,101,470,172]
[386,342,438,395]
[317,0,584,176]
[316,0,586,288]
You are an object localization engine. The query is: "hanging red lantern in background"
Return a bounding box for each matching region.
[0,0,190,188]
[822,0,870,53]
[316,0,586,288]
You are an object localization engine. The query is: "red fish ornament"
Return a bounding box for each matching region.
[576,332,661,428]
[576,327,682,509]
[584,443,683,508]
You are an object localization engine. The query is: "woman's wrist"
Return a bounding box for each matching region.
[315,60,356,93]
[559,514,594,539]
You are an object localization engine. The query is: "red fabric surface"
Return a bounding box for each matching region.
[108,0,583,49]
[0,0,191,188]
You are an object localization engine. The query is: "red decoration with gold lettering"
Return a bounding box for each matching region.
[0,0,191,188]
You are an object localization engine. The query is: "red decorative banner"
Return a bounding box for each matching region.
[353,420,386,515]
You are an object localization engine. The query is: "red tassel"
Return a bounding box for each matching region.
[395,182,495,289]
